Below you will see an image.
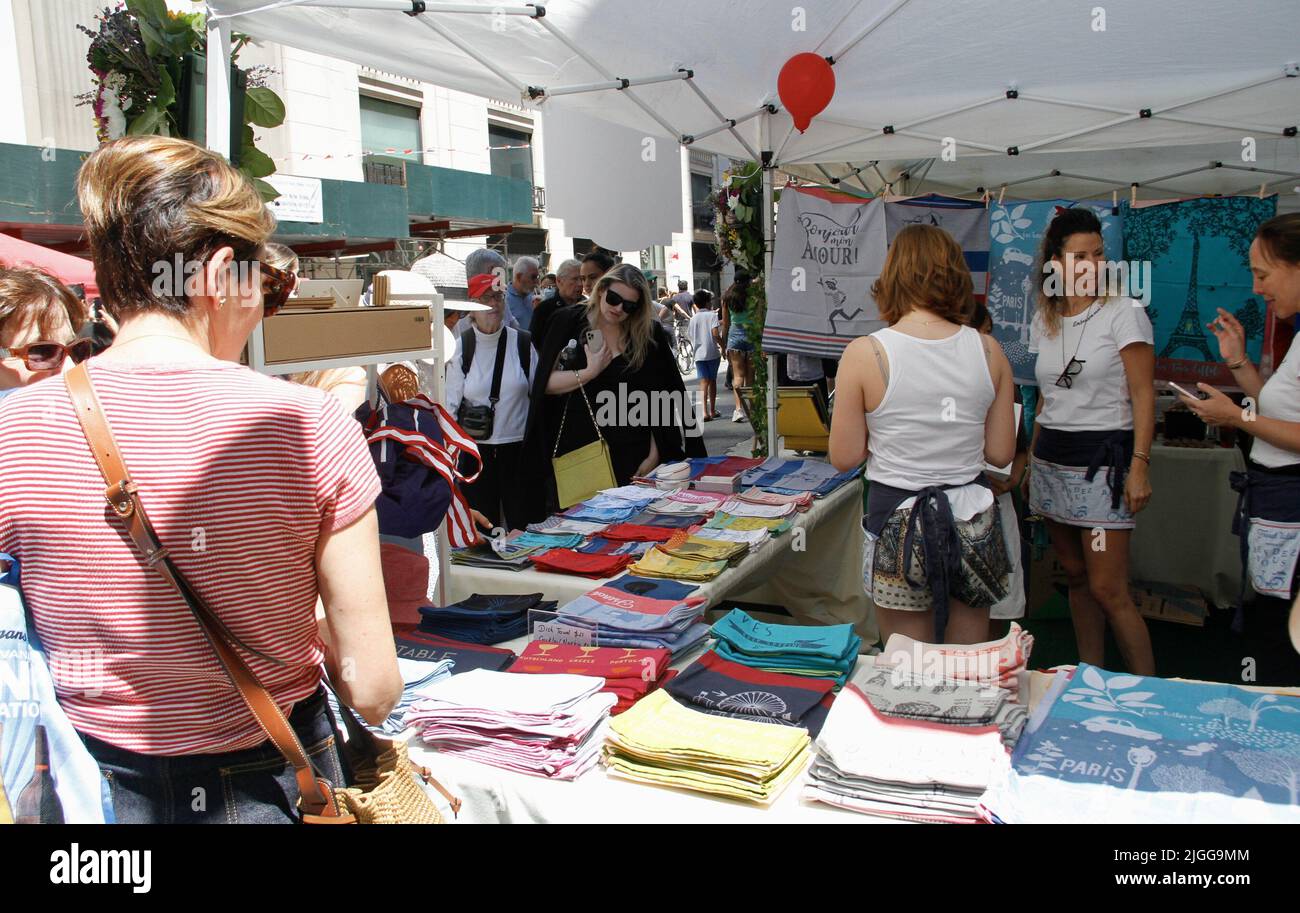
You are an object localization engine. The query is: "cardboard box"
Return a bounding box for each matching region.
[1132,582,1208,627]
[260,305,432,365]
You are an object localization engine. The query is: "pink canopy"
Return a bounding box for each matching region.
[0,233,99,298]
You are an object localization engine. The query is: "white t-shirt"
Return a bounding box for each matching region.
[1030,296,1153,431]
[444,325,536,445]
[688,310,720,362]
[1251,339,1300,467]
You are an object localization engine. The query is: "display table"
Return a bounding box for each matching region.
[406,644,894,824]
[1130,442,1244,608]
[442,479,878,645]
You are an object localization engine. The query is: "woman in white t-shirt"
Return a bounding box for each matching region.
[831,225,1017,645]
[1179,214,1300,616]
[1027,207,1155,675]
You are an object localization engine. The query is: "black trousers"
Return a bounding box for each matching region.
[458,441,540,532]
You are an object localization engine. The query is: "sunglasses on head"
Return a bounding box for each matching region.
[258,260,295,317]
[1055,356,1086,389]
[0,338,96,372]
[604,287,642,315]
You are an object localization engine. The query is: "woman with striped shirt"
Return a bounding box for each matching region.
[0,136,401,824]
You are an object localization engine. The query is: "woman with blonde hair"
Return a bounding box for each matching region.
[529,263,705,493]
[1026,207,1155,674]
[830,224,1017,645]
[0,135,400,823]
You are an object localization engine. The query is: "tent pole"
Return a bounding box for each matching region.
[761,113,778,459]
[205,15,233,158]
[412,16,529,96]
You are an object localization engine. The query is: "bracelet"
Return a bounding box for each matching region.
[1132,451,1151,465]
[573,368,583,387]
[1226,357,1248,370]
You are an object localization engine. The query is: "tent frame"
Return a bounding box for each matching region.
[205,0,1300,455]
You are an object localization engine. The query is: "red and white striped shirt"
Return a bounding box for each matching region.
[0,360,381,755]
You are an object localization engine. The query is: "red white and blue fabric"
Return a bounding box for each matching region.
[359,393,483,548]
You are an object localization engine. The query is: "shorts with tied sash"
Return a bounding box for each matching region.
[864,502,1011,613]
[1029,427,1136,529]
[1231,463,1300,600]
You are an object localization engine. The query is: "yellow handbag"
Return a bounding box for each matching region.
[552,380,616,508]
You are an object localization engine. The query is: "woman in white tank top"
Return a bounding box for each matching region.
[830,225,1017,646]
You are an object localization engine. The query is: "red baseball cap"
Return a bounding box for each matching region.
[468,273,499,299]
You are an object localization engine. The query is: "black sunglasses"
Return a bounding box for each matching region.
[1055,356,1086,389]
[604,288,642,315]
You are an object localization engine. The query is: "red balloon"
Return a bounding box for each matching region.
[778,53,835,133]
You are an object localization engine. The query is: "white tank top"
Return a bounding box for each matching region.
[866,325,995,490]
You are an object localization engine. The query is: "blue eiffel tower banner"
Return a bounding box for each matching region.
[1122,197,1277,388]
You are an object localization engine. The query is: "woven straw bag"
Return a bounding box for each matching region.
[334,707,461,825]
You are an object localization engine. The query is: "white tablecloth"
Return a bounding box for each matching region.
[443,480,878,644]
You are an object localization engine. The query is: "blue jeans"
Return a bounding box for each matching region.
[84,687,348,824]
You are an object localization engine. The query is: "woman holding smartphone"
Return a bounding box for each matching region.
[1027,208,1156,675]
[1180,214,1300,608]
[528,264,705,494]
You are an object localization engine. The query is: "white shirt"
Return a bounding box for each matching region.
[866,325,996,519]
[1030,296,1153,431]
[1250,339,1300,467]
[688,310,720,362]
[444,324,536,445]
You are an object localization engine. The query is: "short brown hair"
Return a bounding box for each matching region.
[1256,213,1300,267]
[76,135,274,319]
[871,224,974,324]
[0,266,88,340]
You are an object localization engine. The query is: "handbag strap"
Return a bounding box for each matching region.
[552,372,606,458]
[63,364,347,822]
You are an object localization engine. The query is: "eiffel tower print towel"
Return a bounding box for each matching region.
[1122,196,1277,388]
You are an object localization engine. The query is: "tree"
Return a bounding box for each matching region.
[1246,695,1300,734]
[1150,764,1232,795]
[1198,698,1252,730]
[1225,748,1300,805]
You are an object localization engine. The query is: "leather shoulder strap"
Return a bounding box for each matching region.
[63,364,346,820]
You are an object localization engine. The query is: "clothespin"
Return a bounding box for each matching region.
[1112,190,1118,209]
[1259,183,1268,200]
[1130,183,1138,207]
[981,188,991,207]
[997,184,1007,206]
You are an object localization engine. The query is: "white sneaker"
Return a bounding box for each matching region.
[732,408,745,423]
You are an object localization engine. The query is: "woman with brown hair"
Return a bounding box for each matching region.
[830,224,1017,645]
[0,267,90,399]
[530,263,705,491]
[1181,214,1300,620]
[1026,207,1155,675]
[0,136,400,824]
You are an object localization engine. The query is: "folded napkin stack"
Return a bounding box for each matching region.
[802,684,1010,823]
[530,548,635,579]
[417,592,555,645]
[711,609,861,688]
[449,540,546,571]
[849,663,1028,747]
[604,690,811,803]
[875,623,1034,699]
[666,649,836,736]
[628,546,730,582]
[510,642,672,714]
[556,575,710,655]
[405,669,615,780]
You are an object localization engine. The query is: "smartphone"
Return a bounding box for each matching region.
[1162,380,1206,400]
[586,328,605,354]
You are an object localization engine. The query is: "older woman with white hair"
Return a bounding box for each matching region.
[446,272,542,529]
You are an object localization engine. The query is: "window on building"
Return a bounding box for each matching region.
[489,124,533,184]
[691,172,715,233]
[360,95,422,162]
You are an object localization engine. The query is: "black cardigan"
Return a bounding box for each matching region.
[524,305,707,491]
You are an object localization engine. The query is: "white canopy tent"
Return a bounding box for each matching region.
[203,0,1300,453]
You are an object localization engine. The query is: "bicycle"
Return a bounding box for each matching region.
[671,315,695,374]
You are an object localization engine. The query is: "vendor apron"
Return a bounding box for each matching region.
[1029,428,1135,529]
[1229,462,1300,600]
[862,477,1007,642]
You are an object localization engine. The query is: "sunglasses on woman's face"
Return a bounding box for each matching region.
[604,288,642,315]
[0,338,96,372]
[1055,356,1086,389]
[258,260,295,317]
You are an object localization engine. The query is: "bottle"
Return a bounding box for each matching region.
[14,725,64,824]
